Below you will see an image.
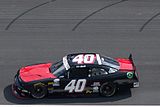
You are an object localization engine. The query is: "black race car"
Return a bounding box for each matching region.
[12,53,139,99]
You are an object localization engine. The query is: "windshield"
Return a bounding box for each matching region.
[50,60,66,77]
[101,56,120,69]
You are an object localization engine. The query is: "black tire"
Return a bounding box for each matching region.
[99,82,116,97]
[31,83,47,99]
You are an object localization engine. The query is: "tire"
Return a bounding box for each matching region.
[99,82,116,97]
[31,83,47,99]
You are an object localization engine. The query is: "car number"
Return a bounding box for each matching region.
[64,79,86,93]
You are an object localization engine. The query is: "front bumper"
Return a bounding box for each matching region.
[12,84,24,99]
[12,75,30,98]
[12,83,30,98]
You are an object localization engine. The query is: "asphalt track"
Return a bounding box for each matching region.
[0,0,160,105]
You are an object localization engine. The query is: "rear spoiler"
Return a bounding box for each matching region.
[128,53,136,71]
[129,54,133,61]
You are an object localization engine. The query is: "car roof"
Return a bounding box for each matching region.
[62,53,120,70]
[66,53,102,67]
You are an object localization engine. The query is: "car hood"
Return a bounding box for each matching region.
[116,58,135,71]
[19,63,56,82]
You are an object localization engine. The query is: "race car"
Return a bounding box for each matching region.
[12,53,139,99]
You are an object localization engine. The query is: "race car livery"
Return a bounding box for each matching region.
[12,53,139,99]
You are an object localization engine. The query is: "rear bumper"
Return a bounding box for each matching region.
[133,81,139,88]
[115,77,139,88]
[117,69,139,88]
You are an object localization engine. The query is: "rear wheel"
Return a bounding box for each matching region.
[99,82,116,97]
[31,83,47,99]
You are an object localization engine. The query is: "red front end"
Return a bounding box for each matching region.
[12,63,57,98]
[19,63,56,82]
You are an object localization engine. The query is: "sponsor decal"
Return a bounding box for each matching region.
[127,72,133,79]
[53,79,60,86]
[133,82,139,88]
[93,86,99,92]
[48,82,54,85]
[91,82,100,87]
[86,90,92,94]
[21,89,29,93]
[34,83,45,87]
[48,79,60,86]
[76,65,86,68]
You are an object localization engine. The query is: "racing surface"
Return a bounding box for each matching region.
[0,0,160,104]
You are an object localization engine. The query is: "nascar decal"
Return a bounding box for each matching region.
[34,82,45,87]
[64,79,86,93]
[72,54,96,64]
[93,86,99,92]
[53,79,60,86]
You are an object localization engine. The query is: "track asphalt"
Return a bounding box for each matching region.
[0,0,160,104]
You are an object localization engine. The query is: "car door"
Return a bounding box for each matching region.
[86,67,110,93]
[60,67,89,93]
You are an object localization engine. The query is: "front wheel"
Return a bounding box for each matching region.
[31,83,47,99]
[99,82,116,97]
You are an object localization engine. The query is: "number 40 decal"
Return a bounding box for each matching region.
[72,54,96,64]
[64,79,86,93]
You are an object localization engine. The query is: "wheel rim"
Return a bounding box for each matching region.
[101,83,116,97]
[31,86,46,99]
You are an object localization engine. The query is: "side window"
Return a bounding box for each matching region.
[89,67,108,77]
[69,68,89,79]
[58,70,69,78]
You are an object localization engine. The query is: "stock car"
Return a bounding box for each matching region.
[12,53,139,99]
